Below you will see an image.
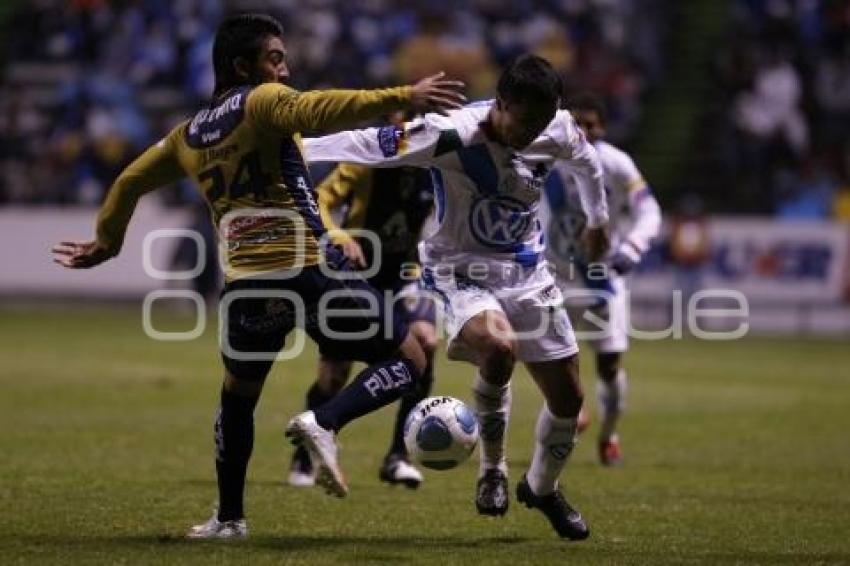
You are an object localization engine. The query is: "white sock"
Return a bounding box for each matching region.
[527,403,577,496]
[597,369,627,442]
[472,372,511,476]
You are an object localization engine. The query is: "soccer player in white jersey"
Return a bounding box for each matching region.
[304,55,609,540]
[541,92,661,466]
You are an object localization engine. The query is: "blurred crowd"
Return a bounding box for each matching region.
[0,0,667,206]
[710,0,850,218]
[3,0,849,220]
[0,0,221,205]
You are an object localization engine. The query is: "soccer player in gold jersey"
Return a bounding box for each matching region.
[52,13,465,539]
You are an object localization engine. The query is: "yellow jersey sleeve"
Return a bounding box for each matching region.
[246,83,412,135]
[95,123,186,254]
[317,163,373,245]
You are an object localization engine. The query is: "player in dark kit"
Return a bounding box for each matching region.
[51,13,465,539]
[289,142,439,489]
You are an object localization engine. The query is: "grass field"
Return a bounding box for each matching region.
[1,305,849,565]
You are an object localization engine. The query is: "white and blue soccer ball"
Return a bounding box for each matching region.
[404,396,479,470]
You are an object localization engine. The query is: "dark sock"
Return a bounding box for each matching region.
[293,382,336,467]
[388,362,434,458]
[215,388,259,522]
[306,381,335,409]
[313,357,419,432]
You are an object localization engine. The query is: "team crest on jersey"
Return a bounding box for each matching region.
[377,125,407,157]
[469,195,532,249]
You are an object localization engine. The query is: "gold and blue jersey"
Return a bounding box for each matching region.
[94,82,412,280]
[317,162,433,289]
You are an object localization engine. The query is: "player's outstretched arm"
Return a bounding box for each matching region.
[408,72,468,116]
[302,112,446,169]
[52,240,114,269]
[52,130,184,269]
[250,72,465,135]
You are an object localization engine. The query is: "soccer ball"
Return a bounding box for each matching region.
[404,396,479,470]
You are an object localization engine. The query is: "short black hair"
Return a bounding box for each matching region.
[212,13,284,95]
[566,91,608,125]
[496,54,563,111]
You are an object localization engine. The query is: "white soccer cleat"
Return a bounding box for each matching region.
[287,468,316,487]
[186,512,248,540]
[285,411,348,498]
[379,455,424,489]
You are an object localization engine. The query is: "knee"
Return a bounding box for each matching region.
[545,355,584,418]
[318,360,351,393]
[479,337,516,385]
[596,353,621,382]
[323,372,348,393]
[548,391,584,419]
[411,321,439,360]
[419,334,439,360]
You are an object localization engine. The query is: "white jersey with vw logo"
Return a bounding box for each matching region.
[303,102,608,281]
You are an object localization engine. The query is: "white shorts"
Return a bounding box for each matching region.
[557,275,629,354]
[423,262,579,363]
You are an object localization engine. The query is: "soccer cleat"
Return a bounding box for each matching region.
[186,512,248,540]
[285,411,348,497]
[475,468,509,516]
[516,475,589,540]
[598,435,623,467]
[379,454,423,489]
[287,446,316,487]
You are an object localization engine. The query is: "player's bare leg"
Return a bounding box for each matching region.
[517,356,590,540]
[457,310,516,516]
[381,320,438,488]
[289,358,352,487]
[596,351,626,466]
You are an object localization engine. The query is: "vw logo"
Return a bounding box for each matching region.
[469,196,532,250]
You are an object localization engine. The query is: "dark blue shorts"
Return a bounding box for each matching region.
[220,259,409,382]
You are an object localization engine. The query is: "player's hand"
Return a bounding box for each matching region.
[581,225,610,264]
[410,72,467,116]
[341,239,367,269]
[609,243,641,275]
[52,240,114,269]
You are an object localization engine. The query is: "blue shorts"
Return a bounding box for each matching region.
[220,256,409,382]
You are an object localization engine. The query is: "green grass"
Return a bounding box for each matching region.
[1,305,849,564]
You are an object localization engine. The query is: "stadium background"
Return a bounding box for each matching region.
[1,1,849,564]
[1,0,849,333]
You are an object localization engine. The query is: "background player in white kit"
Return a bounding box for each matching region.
[541,92,662,466]
[304,55,609,540]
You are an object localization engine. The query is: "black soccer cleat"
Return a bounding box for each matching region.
[476,468,509,516]
[516,475,589,540]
